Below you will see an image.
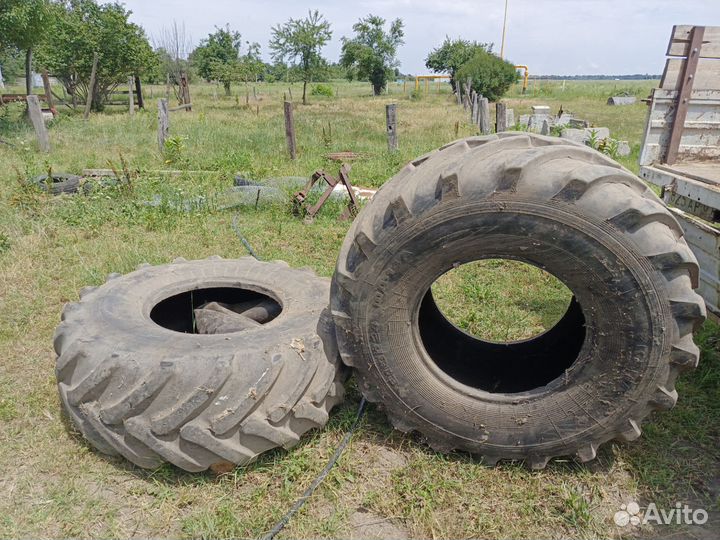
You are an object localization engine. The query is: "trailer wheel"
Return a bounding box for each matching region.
[55,257,345,472]
[331,133,705,468]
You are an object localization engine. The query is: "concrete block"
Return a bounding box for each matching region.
[607,96,636,105]
[560,127,611,144]
[568,118,589,128]
[561,128,587,143]
[586,127,610,140]
[556,113,574,126]
[617,140,631,156]
[506,108,515,127]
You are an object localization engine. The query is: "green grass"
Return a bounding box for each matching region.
[0,79,717,539]
[432,259,573,342]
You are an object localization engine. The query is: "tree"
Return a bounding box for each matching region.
[263,61,302,84]
[36,0,155,110]
[269,10,332,105]
[425,37,493,88]
[238,42,264,83]
[0,0,50,95]
[0,46,25,86]
[456,49,518,102]
[192,26,260,95]
[153,20,193,85]
[192,25,240,95]
[340,15,404,96]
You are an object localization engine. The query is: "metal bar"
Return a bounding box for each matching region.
[665,26,705,165]
[307,174,337,217]
[168,102,192,112]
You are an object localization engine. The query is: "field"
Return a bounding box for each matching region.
[0,78,718,539]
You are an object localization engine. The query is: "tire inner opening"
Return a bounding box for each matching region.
[418,260,586,393]
[150,287,281,334]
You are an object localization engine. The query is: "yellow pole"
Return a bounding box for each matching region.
[415,77,419,91]
[500,0,509,59]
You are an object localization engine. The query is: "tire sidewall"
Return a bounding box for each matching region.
[34,174,83,195]
[335,197,675,455]
[64,260,330,384]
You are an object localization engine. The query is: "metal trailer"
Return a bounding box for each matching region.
[639,24,720,322]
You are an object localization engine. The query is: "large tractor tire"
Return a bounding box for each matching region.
[55,257,345,472]
[331,133,705,468]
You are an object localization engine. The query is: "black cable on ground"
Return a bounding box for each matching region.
[229,211,368,540]
[260,397,367,540]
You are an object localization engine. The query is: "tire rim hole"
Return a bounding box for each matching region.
[150,286,282,334]
[418,259,586,394]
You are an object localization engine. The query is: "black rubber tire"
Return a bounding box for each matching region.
[33,173,85,195]
[331,133,705,468]
[55,257,345,472]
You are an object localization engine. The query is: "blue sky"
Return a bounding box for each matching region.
[121,0,720,75]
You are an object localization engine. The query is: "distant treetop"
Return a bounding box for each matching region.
[340,14,404,96]
[425,37,493,87]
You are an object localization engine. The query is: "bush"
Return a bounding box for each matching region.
[456,50,518,102]
[310,83,334,97]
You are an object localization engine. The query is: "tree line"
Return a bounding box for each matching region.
[158,11,407,105]
[0,0,520,110]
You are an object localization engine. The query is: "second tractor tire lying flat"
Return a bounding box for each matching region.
[55,257,345,472]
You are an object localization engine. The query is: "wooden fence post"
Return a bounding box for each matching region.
[40,69,56,117]
[83,52,98,120]
[128,76,135,116]
[157,98,169,152]
[386,103,398,151]
[134,75,144,109]
[283,100,296,160]
[180,72,191,111]
[463,77,472,110]
[478,97,490,134]
[455,78,462,106]
[496,102,507,132]
[471,92,478,124]
[26,95,50,152]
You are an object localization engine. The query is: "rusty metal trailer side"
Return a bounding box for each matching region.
[640,25,720,321]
